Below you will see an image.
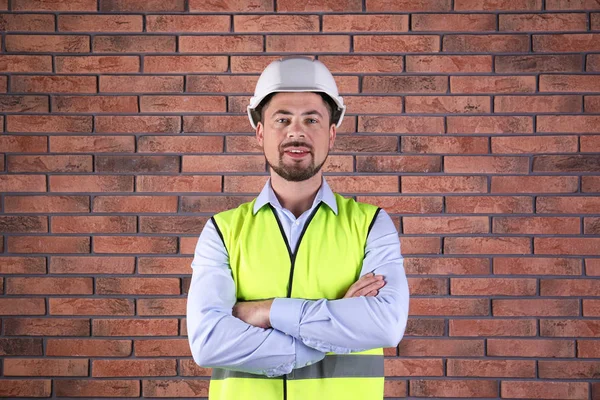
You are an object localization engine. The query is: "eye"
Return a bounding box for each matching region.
[306,118,318,124]
[275,118,288,124]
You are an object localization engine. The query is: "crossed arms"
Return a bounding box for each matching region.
[186,210,409,377]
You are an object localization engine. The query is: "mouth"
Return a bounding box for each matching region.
[283,147,311,159]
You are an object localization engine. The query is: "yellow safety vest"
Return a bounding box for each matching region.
[210,193,384,400]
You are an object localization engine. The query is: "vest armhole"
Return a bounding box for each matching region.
[367,207,382,238]
[211,216,229,256]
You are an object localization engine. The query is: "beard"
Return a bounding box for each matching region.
[266,141,328,182]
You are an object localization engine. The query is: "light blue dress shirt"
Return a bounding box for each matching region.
[186,178,409,377]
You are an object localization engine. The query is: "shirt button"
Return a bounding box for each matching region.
[295,221,300,226]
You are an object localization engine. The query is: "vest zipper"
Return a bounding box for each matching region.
[268,203,323,400]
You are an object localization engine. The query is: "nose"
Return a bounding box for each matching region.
[286,119,306,139]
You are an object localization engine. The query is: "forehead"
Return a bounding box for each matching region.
[266,92,328,112]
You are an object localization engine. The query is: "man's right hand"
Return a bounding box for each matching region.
[343,273,386,298]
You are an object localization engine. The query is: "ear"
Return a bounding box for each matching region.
[256,121,264,148]
[329,123,337,150]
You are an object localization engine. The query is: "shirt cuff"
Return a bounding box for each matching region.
[294,339,325,369]
[270,297,305,338]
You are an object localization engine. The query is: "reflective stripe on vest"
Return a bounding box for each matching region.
[210,193,384,400]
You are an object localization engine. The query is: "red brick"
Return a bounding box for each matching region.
[93,359,176,377]
[93,196,177,213]
[134,339,190,356]
[359,116,444,133]
[189,0,272,11]
[414,14,495,31]
[538,197,600,214]
[488,338,574,357]
[407,55,492,72]
[357,155,441,173]
[399,338,484,356]
[451,75,536,93]
[452,278,536,296]
[0,216,47,233]
[354,35,439,52]
[137,175,221,192]
[402,136,487,154]
[0,13,55,31]
[4,358,88,376]
[5,196,88,214]
[587,259,600,276]
[494,299,579,316]
[93,319,178,336]
[100,75,182,93]
[411,379,497,398]
[97,277,179,295]
[406,96,489,114]
[445,237,531,255]
[450,319,536,336]
[363,75,447,93]
[446,196,532,214]
[578,340,600,357]
[49,175,133,192]
[492,176,577,193]
[407,278,447,296]
[594,11,600,27]
[140,95,225,113]
[455,0,541,10]
[96,116,181,134]
[534,33,600,52]
[585,217,600,234]
[184,115,250,133]
[100,0,185,11]
[493,216,579,234]
[501,381,588,400]
[330,176,401,193]
[316,56,405,76]
[182,35,261,54]
[7,115,92,133]
[50,256,134,274]
[182,155,263,173]
[138,257,193,274]
[384,359,443,376]
[539,360,600,379]
[6,34,89,52]
[94,236,177,254]
[280,0,360,10]
[0,55,51,72]
[541,279,600,296]
[0,257,46,274]
[143,380,209,397]
[48,338,129,356]
[0,338,43,356]
[583,176,600,192]
[138,298,186,316]
[536,238,600,256]
[138,135,223,154]
[0,380,51,397]
[145,56,227,73]
[492,135,578,154]
[402,176,487,193]
[496,55,581,73]
[57,55,139,73]
[59,15,143,32]
[55,380,140,397]
[230,55,291,73]
[8,236,90,254]
[7,277,92,295]
[50,298,134,316]
[187,75,257,94]
[447,359,535,377]
[96,155,179,173]
[147,15,229,32]
[584,96,600,112]
[542,319,600,337]
[0,175,45,192]
[405,319,446,336]
[404,257,489,275]
[180,359,211,376]
[11,75,97,93]
[448,116,533,134]
[409,298,488,316]
[4,318,90,336]
[53,95,137,113]
[547,0,600,9]
[323,14,407,32]
[357,196,442,214]
[94,35,175,53]
[0,298,45,315]
[234,15,318,32]
[8,155,91,173]
[403,216,487,234]
[50,136,135,153]
[541,74,600,92]
[181,195,255,213]
[538,115,600,133]
[179,237,197,254]
[534,155,600,172]
[13,0,96,10]
[580,135,600,152]
[500,13,587,31]
[496,95,581,113]
[52,216,136,234]
[266,35,349,52]
[494,257,582,275]
[368,0,451,11]
[0,136,47,153]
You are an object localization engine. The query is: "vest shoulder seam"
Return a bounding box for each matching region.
[210,216,229,256]
[367,207,382,238]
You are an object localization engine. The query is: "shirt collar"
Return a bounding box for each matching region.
[253,177,338,215]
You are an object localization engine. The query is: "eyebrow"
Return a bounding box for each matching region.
[271,109,324,118]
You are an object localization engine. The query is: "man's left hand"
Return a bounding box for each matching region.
[233,299,274,329]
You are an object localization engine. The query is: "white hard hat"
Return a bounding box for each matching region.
[247,57,346,129]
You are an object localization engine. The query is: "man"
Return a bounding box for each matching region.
[186,57,410,400]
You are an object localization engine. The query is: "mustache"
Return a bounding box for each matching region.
[280,141,313,152]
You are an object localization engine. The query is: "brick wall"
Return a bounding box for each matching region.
[0,0,599,398]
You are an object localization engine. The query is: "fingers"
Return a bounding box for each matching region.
[344,273,382,298]
[352,278,385,297]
